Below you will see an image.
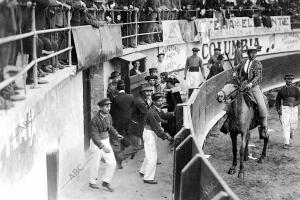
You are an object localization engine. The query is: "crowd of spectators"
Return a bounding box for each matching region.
[1,0,300,110]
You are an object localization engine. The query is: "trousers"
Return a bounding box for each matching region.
[118,135,141,160]
[89,138,116,184]
[281,106,298,145]
[186,71,205,88]
[140,128,157,181]
[250,85,268,118]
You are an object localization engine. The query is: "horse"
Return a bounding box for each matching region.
[216,80,269,178]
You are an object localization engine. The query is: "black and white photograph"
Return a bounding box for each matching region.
[1,0,300,199]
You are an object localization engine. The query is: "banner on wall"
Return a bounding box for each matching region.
[160,45,187,72]
[194,16,291,39]
[274,32,300,52]
[162,20,184,45]
[72,25,123,69]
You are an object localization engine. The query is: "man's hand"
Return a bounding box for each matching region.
[232,72,237,77]
[245,83,253,89]
[102,146,110,153]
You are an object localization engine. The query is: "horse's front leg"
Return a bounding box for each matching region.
[238,132,247,178]
[244,132,250,161]
[258,137,269,163]
[228,132,238,175]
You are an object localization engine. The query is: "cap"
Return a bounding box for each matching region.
[151,93,163,101]
[109,71,121,79]
[157,53,165,57]
[140,82,153,92]
[97,98,112,107]
[149,68,158,73]
[214,48,221,51]
[192,47,200,52]
[284,73,294,80]
[145,75,158,81]
[217,54,224,60]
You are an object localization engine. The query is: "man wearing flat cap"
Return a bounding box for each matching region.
[276,73,300,149]
[145,75,162,93]
[207,54,224,80]
[139,92,173,184]
[232,45,269,139]
[107,71,122,100]
[207,47,222,76]
[184,47,205,89]
[89,98,124,192]
[119,83,153,161]
[152,53,168,74]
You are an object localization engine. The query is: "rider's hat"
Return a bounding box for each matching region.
[284,73,294,80]
[244,45,262,53]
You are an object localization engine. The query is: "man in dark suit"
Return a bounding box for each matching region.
[118,82,153,161]
[110,80,134,168]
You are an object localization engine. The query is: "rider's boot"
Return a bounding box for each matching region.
[258,117,269,139]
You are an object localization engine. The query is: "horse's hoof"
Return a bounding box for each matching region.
[228,168,236,175]
[244,156,249,161]
[238,172,245,179]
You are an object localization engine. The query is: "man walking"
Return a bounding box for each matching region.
[139,93,173,184]
[110,80,134,168]
[276,73,300,149]
[89,98,124,192]
[184,48,205,89]
[119,83,153,161]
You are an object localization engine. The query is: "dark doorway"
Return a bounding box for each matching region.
[82,68,91,151]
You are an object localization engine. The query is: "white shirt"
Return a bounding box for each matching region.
[243,59,253,74]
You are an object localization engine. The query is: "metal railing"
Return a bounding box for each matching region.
[0,1,72,92]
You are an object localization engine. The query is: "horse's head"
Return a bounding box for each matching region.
[216,83,238,103]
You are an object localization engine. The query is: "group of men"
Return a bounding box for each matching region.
[89,60,178,191]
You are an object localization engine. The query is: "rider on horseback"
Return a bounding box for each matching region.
[222,45,269,139]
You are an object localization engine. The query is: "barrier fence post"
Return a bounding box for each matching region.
[46,150,59,200]
[179,155,202,200]
[173,134,194,200]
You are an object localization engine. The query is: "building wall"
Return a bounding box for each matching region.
[0,71,84,200]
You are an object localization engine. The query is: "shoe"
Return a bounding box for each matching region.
[144,180,158,184]
[102,182,114,192]
[283,144,289,149]
[89,183,99,189]
[156,161,162,165]
[139,172,144,177]
[117,160,123,169]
